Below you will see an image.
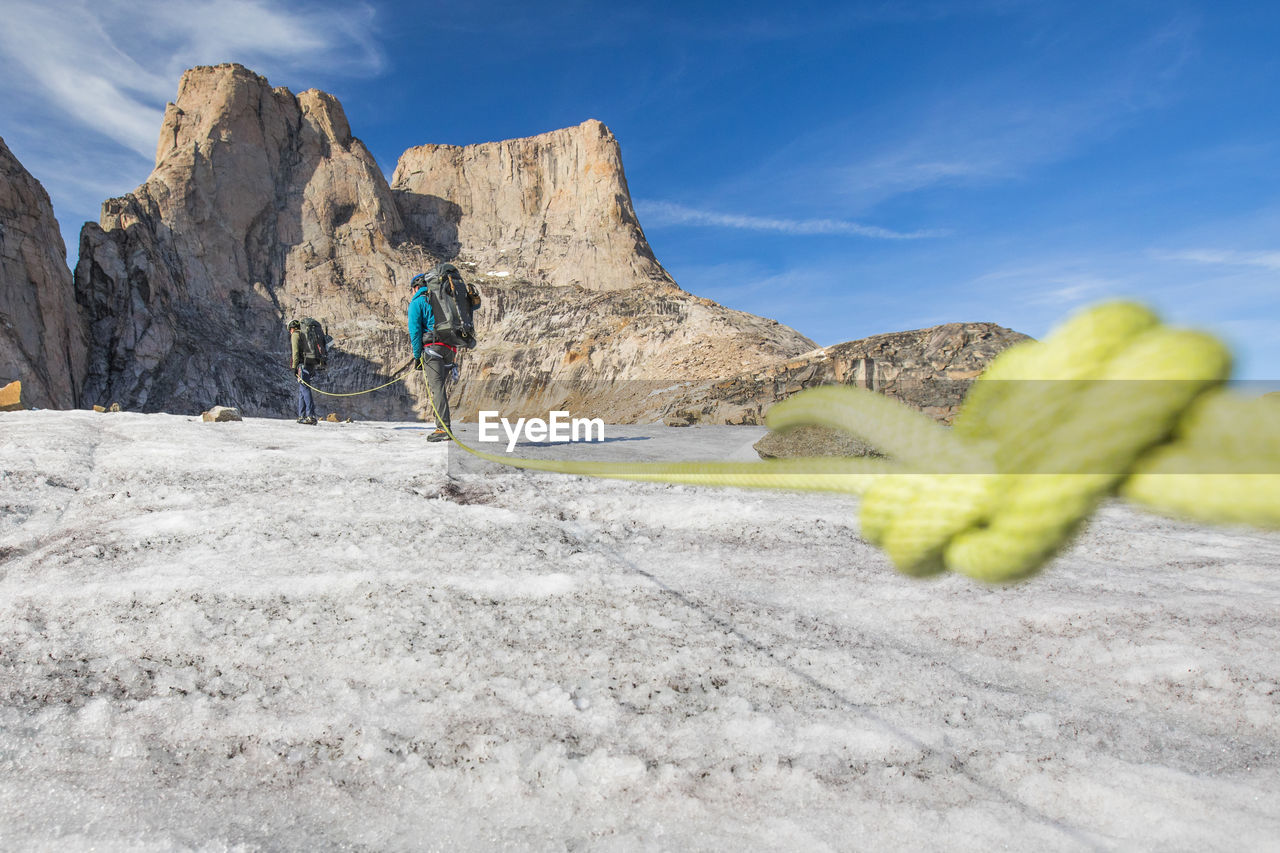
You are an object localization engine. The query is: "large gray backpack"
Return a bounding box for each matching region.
[297,317,329,369]
[417,263,481,349]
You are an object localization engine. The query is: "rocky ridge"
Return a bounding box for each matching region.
[449,275,813,422]
[660,321,1031,427]
[75,65,411,415]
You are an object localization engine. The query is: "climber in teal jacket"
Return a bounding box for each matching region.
[407,275,454,441]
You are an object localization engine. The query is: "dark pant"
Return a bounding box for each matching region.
[422,350,452,428]
[297,366,317,418]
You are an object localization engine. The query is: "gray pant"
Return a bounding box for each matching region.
[422,350,452,428]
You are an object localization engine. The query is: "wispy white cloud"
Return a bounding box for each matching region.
[1151,249,1280,271]
[956,242,1280,378]
[0,0,384,259]
[973,262,1136,308]
[837,88,1174,206]
[636,200,946,240]
[0,0,383,159]
[0,4,168,158]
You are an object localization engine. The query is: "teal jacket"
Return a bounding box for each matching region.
[407,286,435,359]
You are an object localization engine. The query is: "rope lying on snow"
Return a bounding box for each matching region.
[432,301,1280,584]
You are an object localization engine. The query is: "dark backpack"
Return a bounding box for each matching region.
[418,263,481,349]
[297,317,330,368]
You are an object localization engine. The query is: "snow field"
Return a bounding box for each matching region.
[1,410,1279,851]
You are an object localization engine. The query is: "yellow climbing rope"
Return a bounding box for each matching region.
[298,368,409,397]
[428,301,1280,584]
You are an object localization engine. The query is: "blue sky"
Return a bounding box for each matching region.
[1,0,1277,379]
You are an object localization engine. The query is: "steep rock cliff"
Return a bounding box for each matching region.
[392,121,670,291]
[0,136,86,408]
[64,64,1019,425]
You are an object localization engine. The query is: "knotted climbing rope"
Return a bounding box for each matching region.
[433,301,1280,584]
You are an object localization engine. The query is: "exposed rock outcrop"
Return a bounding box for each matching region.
[448,276,814,422]
[392,121,670,291]
[201,406,242,422]
[753,425,882,459]
[0,136,86,408]
[661,322,1032,427]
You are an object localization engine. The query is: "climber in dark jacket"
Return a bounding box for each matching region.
[408,276,454,441]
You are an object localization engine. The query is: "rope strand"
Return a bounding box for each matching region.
[291,357,414,397]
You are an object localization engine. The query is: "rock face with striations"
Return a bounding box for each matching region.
[0,136,87,409]
[71,64,817,420]
[392,121,670,291]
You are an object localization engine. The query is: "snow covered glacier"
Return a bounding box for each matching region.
[2,410,1278,850]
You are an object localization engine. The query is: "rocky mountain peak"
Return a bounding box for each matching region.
[149,62,399,255]
[161,64,354,160]
[75,62,410,413]
[392,119,672,291]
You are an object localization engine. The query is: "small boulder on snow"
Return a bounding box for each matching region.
[202,406,242,422]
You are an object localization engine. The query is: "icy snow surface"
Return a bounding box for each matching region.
[1,410,1278,851]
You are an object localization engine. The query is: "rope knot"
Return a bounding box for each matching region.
[768,302,1275,582]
